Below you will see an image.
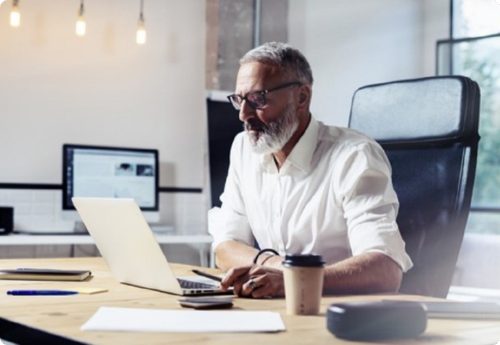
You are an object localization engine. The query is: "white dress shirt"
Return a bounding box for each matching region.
[209,116,413,272]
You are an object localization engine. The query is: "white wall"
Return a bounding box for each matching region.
[422,0,451,76]
[0,0,206,188]
[288,0,450,126]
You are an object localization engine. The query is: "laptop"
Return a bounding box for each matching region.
[72,197,227,296]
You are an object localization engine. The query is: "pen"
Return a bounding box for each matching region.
[7,290,78,296]
[192,269,223,282]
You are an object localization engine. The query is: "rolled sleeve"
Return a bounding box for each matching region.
[208,206,254,250]
[337,141,413,272]
[349,217,413,272]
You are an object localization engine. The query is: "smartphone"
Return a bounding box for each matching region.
[178,297,233,309]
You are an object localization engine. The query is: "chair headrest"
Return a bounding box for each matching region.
[349,76,480,146]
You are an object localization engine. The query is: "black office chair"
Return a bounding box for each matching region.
[348,76,480,298]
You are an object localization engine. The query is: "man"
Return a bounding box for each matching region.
[208,42,412,298]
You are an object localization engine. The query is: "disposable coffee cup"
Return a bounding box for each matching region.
[282,254,325,315]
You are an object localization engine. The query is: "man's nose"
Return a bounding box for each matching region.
[238,100,256,123]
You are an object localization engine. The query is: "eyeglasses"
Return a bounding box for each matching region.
[227,81,302,110]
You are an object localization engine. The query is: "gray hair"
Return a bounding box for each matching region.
[240,42,314,85]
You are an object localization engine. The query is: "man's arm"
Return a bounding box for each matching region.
[214,240,259,272]
[215,240,286,271]
[322,252,402,294]
[220,251,402,298]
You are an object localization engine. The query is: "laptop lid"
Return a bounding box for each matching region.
[72,197,222,296]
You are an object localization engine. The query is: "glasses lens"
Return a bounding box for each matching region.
[246,92,266,109]
[228,95,242,110]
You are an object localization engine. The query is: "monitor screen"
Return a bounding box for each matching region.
[62,144,159,211]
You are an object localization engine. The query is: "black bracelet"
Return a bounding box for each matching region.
[253,248,280,264]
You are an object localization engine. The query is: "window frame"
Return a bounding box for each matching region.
[440,0,500,230]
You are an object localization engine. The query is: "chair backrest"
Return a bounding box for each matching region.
[348,76,480,298]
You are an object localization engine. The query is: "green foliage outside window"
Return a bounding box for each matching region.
[452,0,500,234]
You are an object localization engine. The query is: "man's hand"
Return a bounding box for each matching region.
[220,265,285,298]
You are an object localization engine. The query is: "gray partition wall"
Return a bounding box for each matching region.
[206,92,242,208]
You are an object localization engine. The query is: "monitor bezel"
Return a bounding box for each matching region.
[62,143,159,211]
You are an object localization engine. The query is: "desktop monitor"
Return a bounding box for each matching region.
[62,144,160,224]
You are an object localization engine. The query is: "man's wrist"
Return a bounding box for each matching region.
[259,254,284,269]
[252,248,279,265]
[258,254,274,266]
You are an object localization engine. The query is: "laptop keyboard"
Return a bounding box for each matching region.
[178,278,218,290]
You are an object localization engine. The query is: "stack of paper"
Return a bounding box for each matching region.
[81,307,286,333]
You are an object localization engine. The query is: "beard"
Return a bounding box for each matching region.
[244,102,299,155]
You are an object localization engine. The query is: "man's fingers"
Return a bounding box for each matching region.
[242,275,276,298]
[250,270,285,298]
[251,286,273,299]
[232,278,247,296]
[221,265,252,290]
[220,265,285,298]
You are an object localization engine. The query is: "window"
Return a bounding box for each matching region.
[452,0,500,38]
[439,0,500,234]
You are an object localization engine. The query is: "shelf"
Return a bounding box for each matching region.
[0,234,213,246]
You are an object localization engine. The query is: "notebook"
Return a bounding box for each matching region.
[0,268,91,281]
[72,197,227,296]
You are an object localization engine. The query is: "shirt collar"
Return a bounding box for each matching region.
[258,115,319,175]
[285,115,319,174]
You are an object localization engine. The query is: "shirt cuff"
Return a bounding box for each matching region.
[348,217,413,272]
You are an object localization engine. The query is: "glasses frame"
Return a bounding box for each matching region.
[227,81,302,110]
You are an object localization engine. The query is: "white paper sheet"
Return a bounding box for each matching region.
[81,307,286,333]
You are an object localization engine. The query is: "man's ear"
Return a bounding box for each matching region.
[297,84,311,109]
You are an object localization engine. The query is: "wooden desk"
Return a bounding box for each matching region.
[0,257,499,345]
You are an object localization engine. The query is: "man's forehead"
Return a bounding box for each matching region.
[236,62,283,91]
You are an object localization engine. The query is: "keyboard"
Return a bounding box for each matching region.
[178,278,219,290]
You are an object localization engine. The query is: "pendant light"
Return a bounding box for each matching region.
[136,0,146,45]
[76,0,86,37]
[10,0,20,28]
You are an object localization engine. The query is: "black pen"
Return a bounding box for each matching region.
[192,269,222,282]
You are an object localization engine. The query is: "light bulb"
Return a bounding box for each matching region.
[136,1,146,45]
[136,22,146,45]
[10,1,20,28]
[76,15,86,36]
[76,2,86,37]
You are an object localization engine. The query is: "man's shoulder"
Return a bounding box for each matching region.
[317,122,376,149]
